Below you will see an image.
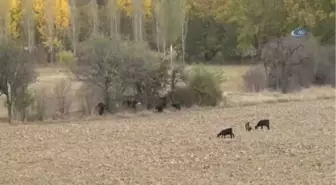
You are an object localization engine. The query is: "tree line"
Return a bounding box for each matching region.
[0,0,334,63]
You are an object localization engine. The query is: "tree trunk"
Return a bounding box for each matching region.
[163,40,166,58]
[139,10,143,42]
[70,0,77,56]
[6,82,12,124]
[91,0,98,34]
[27,20,35,53]
[104,77,110,112]
[181,15,188,64]
[156,18,160,52]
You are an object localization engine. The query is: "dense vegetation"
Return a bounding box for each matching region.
[0,0,334,123]
[0,0,334,62]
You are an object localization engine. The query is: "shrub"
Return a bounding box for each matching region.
[12,90,35,122]
[53,79,72,116]
[57,50,76,68]
[76,83,102,116]
[243,65,267,92]
[169,86,196,108]
[32,89,48,121]
[186,64,224,106]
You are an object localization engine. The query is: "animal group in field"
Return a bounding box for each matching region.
[217,119,271,139]
[95,97,270,139]
[95,94,182,116]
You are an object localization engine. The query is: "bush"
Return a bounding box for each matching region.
[169,86,196,108]
[32,89,48,121]
[12,90,35,122]
[243,65,267,92]
[76,83,102,116]
[57,50,76,68]
[53,79,72,116]
[185,64,223,106]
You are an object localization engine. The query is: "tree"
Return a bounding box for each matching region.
[132,0,144,41]
[55,0,70,42]
[43,0,59,63]
[69,0,78,55]
[71,34,165,112]
[33,0,46,43]
[90,0,99,34]
[22,0,35,52]
[0,1,11,43]
[216,0,287,57]
[179,0,188,63]
[106,0,120,35]
[9,0,23,40]
[0,43,36,123]
[261,35,320,93]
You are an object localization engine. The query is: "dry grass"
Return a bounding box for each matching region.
[0,99,334,185]
[187,64,251,91]
[223,86,336,107]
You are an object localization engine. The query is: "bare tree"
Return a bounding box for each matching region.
[261,36,318,93]
[106,0,120,36]
[153,0,160,52]
[69,0,78,56]
[0,43,36,123]
[44,0,56,63]
[0,1,10,43]
[22,0,35,53]
[180,0,188,64]
[132,0,144,41]
[90,0,99,35]
[53,79,72,116]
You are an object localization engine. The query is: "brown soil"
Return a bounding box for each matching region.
[0,99,335,185]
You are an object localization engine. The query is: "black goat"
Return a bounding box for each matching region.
[255,119,270,130]
[155,96,167,113]
[155,104,165,112]
[122,99,140,109]
[217,128,235,139]
[97,102,106,115]
[171,103,181,110]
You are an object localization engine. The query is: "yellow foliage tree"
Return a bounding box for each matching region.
[9,0,22,39]
[118,0,152,18]
[55,0,70,30]
[144,0,152,18]
[33,0,46,42]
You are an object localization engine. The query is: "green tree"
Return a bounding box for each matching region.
[216,0,287,56]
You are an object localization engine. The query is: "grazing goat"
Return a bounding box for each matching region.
[97,102,106,115]
[171,103,181,110]
[245,122,252,131]
[155,96,167,113]
[217,128,235,139]
[123,99,141,109]
[255,119,270,130]
[155,104,165,112]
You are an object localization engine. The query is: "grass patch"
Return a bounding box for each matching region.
[187,64,251,92]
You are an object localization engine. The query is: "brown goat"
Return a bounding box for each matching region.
[245,122,252,131]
